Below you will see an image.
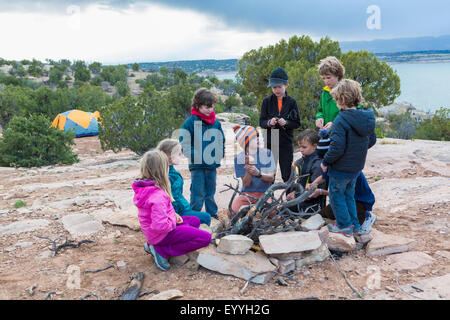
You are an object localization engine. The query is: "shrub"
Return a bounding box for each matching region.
[0,114,78,167]
[98,88,184,155]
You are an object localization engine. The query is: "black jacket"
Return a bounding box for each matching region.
[259,92,301,149]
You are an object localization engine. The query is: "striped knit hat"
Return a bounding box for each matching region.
[317,129,331,159]
[233,125,259,151]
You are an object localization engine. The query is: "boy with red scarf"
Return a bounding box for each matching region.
[179,88,225,219]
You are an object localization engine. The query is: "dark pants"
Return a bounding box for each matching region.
[319,201,367,226]
[271,143,293,182]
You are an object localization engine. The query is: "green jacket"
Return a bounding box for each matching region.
[315,86,340,125]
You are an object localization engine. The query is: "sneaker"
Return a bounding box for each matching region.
[357,212,377,235]
[144,243,170,271]
[328,223,354,237]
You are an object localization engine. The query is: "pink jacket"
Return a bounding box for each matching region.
[132,179,177,245]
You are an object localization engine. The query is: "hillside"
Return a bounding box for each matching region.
[0,117,449,300]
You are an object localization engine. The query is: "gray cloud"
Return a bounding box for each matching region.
[0,0,448,40]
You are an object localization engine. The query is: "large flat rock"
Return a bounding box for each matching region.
[259,231,322,255]
[384,251,435,271]
[61,213,104,237]
[92,207,140,231]
[366,229,416,256]
[397,273,450,300]
[196,244,276,284]
[0,219,49,235]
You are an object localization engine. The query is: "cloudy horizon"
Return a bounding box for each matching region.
[0,0,449,64]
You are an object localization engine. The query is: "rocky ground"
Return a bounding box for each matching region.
[0,125,449,300]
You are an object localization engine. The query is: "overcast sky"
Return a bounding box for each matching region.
[0,0,448,64]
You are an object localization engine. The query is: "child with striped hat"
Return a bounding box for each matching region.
[229,125,276,218]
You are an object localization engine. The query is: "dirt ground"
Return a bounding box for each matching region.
[0,135,449,301]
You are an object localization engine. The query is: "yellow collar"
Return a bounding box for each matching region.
[323,86,331,92]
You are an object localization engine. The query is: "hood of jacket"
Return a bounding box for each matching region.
[132,179,160,208]
[339,107,375,137]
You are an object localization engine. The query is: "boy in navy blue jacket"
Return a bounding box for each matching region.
[320,79,376,237]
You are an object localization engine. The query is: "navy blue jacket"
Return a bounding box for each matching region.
[179,114,225,171]
[323,107,376,178]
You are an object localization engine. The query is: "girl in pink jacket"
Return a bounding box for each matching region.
[133,149,211,271]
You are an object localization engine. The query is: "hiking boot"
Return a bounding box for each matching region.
[144,242,170,271]
[357,212,377,235]
[328,223,354,237]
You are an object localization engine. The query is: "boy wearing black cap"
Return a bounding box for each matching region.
[259,67,301,182]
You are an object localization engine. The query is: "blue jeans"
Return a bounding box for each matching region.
[180,210,211,226]
[190,168,218,218]
[328,175,360,229]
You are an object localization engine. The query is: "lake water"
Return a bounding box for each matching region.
[214,62,450,113]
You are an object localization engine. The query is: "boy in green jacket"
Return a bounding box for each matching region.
[315,56,345,130]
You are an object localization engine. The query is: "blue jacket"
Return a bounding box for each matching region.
[323,107,376,178]
[179,115,225,170]
[168,165,191,215]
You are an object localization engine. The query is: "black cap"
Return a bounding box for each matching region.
[268,67,289,87]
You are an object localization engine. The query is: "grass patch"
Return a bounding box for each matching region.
[14,200,27,208]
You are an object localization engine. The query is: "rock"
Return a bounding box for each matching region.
[259,231,322,256]
[148,289,184,300]
[366,229,416,256]
[216,112,251,125]
[295,243,330,269]
[327,233,356,252]
[4,241,33,252]
[61,213,104,237]
[384,251,435,271]
[185,260,200,272]
[210,218,224,233]
[354,233,374,245]
[278,259,296,275]
[117,261,127,271]
[397,273,450,300]
[435,250,450,260]
[300,214,326,231]
[196,244,276,284]
[0,209,8,215]
[169,255,189,266]
[216,235,253,255]
[91,207,140,231]
[0,219,49,235]
[199,224,213,234]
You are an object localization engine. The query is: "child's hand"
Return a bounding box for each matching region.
[323,122,333,130]
[308,188,322,199]
[175,214,183,225]
[316,118,324,129]
[277,118,286,127]
[320,163,328,172]
[245,165,259,176]
[286,191,295,201]
[305,183,313,191]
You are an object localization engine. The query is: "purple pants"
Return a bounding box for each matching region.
[153,216,211,259]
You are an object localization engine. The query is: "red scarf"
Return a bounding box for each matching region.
[191,107,216,125]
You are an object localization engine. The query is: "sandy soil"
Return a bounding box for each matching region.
[0,134,449,301]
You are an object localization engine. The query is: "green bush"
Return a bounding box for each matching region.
[414,107,450,141]
[98,88,184,155]
[0,114,78,167]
